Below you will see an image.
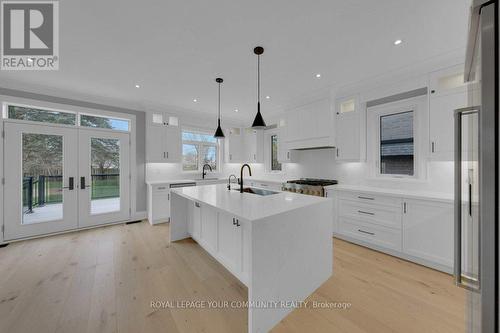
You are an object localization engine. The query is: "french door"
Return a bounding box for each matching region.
[4,122,79,240]
[78,129,130,227]
[3,122,130,241]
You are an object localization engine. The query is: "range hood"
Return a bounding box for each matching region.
[286,136,336,151]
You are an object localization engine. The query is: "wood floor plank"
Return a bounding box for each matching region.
[0,222,465,333]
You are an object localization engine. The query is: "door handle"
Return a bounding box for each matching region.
[63,177,74,190]
[80,176,86,190]
[454,106,480,292]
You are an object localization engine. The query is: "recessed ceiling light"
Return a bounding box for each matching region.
[27,58,33,62]
[234,109,239,112]
[315,73,321,78]
[265,95,270,99]
[193,99,198,102]
[135,84,140,88]
[394,39,403,45]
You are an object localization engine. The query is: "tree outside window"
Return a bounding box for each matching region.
[182,130,218,171]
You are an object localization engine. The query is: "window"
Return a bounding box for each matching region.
[182,130,218,171]
[379,111,414,176]
[8,105,76,125]
[271,134,282,171]
[80,114,130,131]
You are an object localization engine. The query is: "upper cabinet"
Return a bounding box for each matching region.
[284,99,335,150]
[428,64,471,160]
[335,96,361,161]
[225,127,244,163]
[243,128,264,163]
[277,119,298,163]
[146,112,181,163]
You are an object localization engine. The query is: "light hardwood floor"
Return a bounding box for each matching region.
[0,221,465,333]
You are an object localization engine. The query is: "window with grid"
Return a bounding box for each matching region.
[182,129,218,171]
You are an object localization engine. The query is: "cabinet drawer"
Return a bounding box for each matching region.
[339,217,401,251]
[338,191,401,207]
[338,199,401,229]
[153,184,170,193]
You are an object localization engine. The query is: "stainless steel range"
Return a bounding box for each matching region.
[282,179,338,197]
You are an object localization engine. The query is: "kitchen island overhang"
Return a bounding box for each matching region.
[169,184,333,333]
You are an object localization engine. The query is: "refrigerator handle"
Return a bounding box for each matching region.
[454,106,480,292]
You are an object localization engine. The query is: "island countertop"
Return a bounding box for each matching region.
[171,183,328,221]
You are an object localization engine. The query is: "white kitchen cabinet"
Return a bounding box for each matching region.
[243,128,264,163]
[147,184,171,224]
[335,96,361,161]
[428,64,472,160]
[191,201,202,241]
[225,127,244,163]
[146,112,181,163]
[402,199,454,268]
[333,188,454,272]
[285,98,335,150]
[277,120,298,163]
[218,211,242,273]
[200,205,218,255]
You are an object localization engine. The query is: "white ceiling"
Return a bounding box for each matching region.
[0,0,470,122]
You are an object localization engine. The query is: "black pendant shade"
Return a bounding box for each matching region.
[252,46,267,128]
[214,78,225,139]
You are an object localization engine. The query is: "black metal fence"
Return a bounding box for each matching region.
[23,174,119,214]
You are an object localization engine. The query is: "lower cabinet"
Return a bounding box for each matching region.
[334,189,454,272]
[402,199,454,268]
[187,203,250,284]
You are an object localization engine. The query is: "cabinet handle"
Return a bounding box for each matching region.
[236,219,240,227]
[158,186,166,190]
[195,202,200,208]
[233,217,237,225]
[403,202,407,214]
[254,154,256,160]
[358,196,374,200]
[358,210,375,216]
[431,141,435,153]
[287,151,290,159]
[230,154,232,160]
[358,229,375,236]
[166,152,169,159]
[163,152,166,158]
[336,148,339,158]
[168,193,170,200]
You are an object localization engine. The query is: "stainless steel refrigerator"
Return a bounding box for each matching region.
[455,1,498,332]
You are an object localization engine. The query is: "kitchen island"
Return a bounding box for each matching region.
[170,184,333,333]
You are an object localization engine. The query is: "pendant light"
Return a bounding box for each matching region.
[214,77,225,138]
[251,46,267,128]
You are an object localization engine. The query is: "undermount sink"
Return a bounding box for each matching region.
[233,187,279,196]
[195,177,220,181]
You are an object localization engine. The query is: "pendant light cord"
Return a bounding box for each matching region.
[218,81,221,120]
[257,54,260,103]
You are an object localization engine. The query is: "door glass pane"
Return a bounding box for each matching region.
[22,133,63,224]
[81,115,130,131]
[9,105,76,125]
[380,111,414,176]
[271,134,282,171]
[91,138,120,214]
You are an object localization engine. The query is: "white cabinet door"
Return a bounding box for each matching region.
[200,205,218,254]
[313,99,333,138]
[429,91,467,160]
[335,97,360,161]
[277,126,298,163]
[402,199,453,268]
[151,185,170,223]
[146,117,167,163]
[191,201,202,241]
[286,109,302,142]
[165,125,181,162]
[244,128,264,163]
[217,212,241,273]
[225,128,244,163]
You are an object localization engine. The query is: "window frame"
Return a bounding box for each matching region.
[181,127,220,173]
[367,96,427,181]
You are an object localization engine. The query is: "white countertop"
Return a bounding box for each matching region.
[328,184,453,202]
[171,184,328,221]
